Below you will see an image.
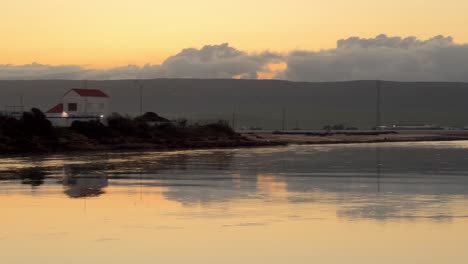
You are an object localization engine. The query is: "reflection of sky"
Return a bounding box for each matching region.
[1,142,468,221]
[2,143,468,263]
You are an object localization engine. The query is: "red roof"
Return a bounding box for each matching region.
[46,103,64,114]
[67,89,109,98]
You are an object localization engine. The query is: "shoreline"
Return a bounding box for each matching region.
[241,131,468,146]
[3,131,468,157]
[0,136,286,157]
[5,109,468,156]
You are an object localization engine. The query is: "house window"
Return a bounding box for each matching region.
[98,103,105,110]
[68,103,77,112]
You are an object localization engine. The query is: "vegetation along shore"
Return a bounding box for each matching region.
[0,108,280,154]
[2,108,468,155]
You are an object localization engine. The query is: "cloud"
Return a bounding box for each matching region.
[86,64,163,80]
[278,34,468,82]
[0,63,88,80]
[0,43,280,80]
[2,35,468,82]
[161,43,280,79]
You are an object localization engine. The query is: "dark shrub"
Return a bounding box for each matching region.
[174,118,187,129]
[71,120,110,139]
[154,122,178,134]
[323,123,357,131]
[131,118,152,139]
[331,124,345,130]
[107,113,154,138]
[107,113,137,135]
[31,108,46,120]
[0,117,24,138]
[22,108,54,138]
[138,112,170,122]
[0,109,54,139]
[200,120,235,136]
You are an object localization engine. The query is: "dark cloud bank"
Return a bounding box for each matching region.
[280,34,468,82]
[1,34,468,82]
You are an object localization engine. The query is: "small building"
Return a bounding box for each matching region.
[46,88,110,127]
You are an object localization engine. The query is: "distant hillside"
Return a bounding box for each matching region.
[1,79,468,129]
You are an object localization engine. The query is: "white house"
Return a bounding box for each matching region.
[46,88,110,127]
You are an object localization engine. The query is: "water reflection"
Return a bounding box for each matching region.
[62,164,108,198]
[376,146,382,193]
[3,142,468,264]
[18,167,47,187]
[0,167,47,187]
[1,142,468,221]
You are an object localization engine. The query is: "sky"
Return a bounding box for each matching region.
[2,0,468,81]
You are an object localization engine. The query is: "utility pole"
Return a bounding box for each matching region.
[376,80,381,130]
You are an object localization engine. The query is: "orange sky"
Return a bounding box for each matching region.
[2,0,468,68]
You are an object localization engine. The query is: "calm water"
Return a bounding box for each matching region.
[1,142,468,263]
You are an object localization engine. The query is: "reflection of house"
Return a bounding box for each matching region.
[46,89,109,127]
[62,165,108,198]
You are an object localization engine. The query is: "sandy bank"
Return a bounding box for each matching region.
[242,131,468,145]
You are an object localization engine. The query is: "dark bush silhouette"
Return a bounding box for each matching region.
[1,108,241,152]
[106,113,138,135]
[71,120,110,139]
[137,112,170,122]
[22,108,54,138]
[106,113,155,138]
[323,123,357,131]
[174,118,187,129]
[199,120,235,136]
[0,108,54,139]
[154,122,179,136]
[0,116,23,138]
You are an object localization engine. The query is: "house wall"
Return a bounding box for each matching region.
[84,97,109,116]
[63,92,85,114]
[48,117,105,127]
[62,91,109,117]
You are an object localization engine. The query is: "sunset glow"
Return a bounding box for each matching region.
[3,0,468,67]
